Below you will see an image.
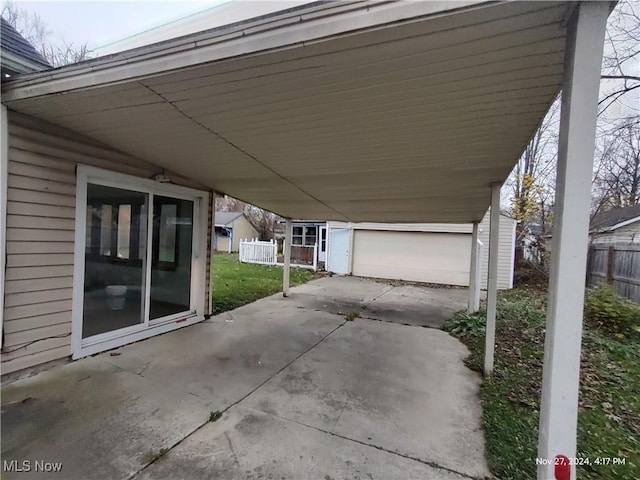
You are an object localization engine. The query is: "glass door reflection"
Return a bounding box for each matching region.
[83,184,148,338]
[149,196,194,321]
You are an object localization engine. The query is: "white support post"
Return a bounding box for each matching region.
[467,221,480,313]
[283,218,292,297]
[475,241,483,312]
[208,192,216,316]
[0,105,7,347]
[312,244,318,272]
[538,4,609,480]
[484,183,501,377]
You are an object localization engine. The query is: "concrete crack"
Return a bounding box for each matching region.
[128,317,349,480]
[225,431,241,469]
[251,409,485,480]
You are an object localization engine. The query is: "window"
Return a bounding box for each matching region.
[117,205,132,259]
[292,226,303,245]
[304,226,317,246]
[84,185,146,263]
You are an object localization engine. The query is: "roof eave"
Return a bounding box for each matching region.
[1,0,494,102]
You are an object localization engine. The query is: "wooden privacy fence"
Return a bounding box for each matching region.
[239,239,277,265]
[587,243,640,303]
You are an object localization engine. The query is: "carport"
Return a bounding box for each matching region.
[0,2,613,479]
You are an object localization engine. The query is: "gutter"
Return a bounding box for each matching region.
[1,0,489,102]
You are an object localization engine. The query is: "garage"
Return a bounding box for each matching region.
[328,211,516,289]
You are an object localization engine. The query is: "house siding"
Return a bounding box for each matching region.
[2,112,212,374]
[231,216,259,251]
[329,211,516,289]
[591,221,640,244]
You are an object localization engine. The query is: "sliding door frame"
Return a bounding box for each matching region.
[72,165,208,359]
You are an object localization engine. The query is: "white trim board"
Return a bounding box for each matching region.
[0,105,8,348]
[596,215,640,233]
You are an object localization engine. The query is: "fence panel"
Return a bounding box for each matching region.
[239,239,277,266]
[587,243,640,303]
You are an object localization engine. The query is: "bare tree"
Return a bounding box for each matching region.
[216,195,281,240]
[1,1,90,67]
[592,116,640,213]
[599,0,639,115]
[507,0,639,265]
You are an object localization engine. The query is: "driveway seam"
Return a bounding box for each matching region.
[358,314,441,329]
[248,407,485,480]
[128,316,349,479]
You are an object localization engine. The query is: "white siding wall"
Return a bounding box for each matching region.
[591,222,640,244]
[2,112,210,375]
[328,211,516,289]
[477,212,516,289]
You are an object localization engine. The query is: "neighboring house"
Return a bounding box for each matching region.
[215,211,258,253]
[0,17,52,79]
[290,220,327,263]
[326,210,516,289]
[590,204,640,244]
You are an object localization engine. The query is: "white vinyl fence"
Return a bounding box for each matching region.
[239,239,318,271]
[239,239,277,265]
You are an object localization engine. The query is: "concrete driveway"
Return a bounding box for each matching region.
[2,277,489,480]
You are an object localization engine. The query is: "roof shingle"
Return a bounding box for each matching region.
[1,17,52,72]
[590,204,640,232]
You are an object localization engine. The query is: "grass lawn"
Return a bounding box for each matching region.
[211,253,317,314]
[445,288,640,480]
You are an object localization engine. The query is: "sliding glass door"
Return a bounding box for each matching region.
[149,196,194,321]
[82,184,197,341]
[83,184,148,338]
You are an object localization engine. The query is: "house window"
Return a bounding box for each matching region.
[304,226,317,246]
[292,226,303,245]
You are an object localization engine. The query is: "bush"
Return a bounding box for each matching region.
[584,285,640,336]
[514,259,549,289]
[444,311,486,337]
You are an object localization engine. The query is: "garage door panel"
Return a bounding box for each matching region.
[352,231,471,286]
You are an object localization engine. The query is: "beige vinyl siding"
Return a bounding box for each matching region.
[477,213,516,289]
[231,216,259,251]
[215,235,230,252]
[331,211,516,289]
[2,112,211,375]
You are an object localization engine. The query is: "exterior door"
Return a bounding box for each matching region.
[82,184,148,338]
[327,227,351,274]
[74,166,208,359]
[318,226,327,262]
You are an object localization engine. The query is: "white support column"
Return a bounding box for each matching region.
[484,183,501,377]
[0,105,8,347]
[283,218,292,297]
[538,4,609,480]
[467,221,480,313]
[208,192,216,316]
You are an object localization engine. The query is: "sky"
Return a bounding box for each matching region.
[7,0,228,50]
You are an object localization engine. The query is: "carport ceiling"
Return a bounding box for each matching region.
[2,0,575,223]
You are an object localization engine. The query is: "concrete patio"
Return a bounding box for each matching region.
[2,276,488,480]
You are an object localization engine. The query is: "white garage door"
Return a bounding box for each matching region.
[352,231,471,286]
